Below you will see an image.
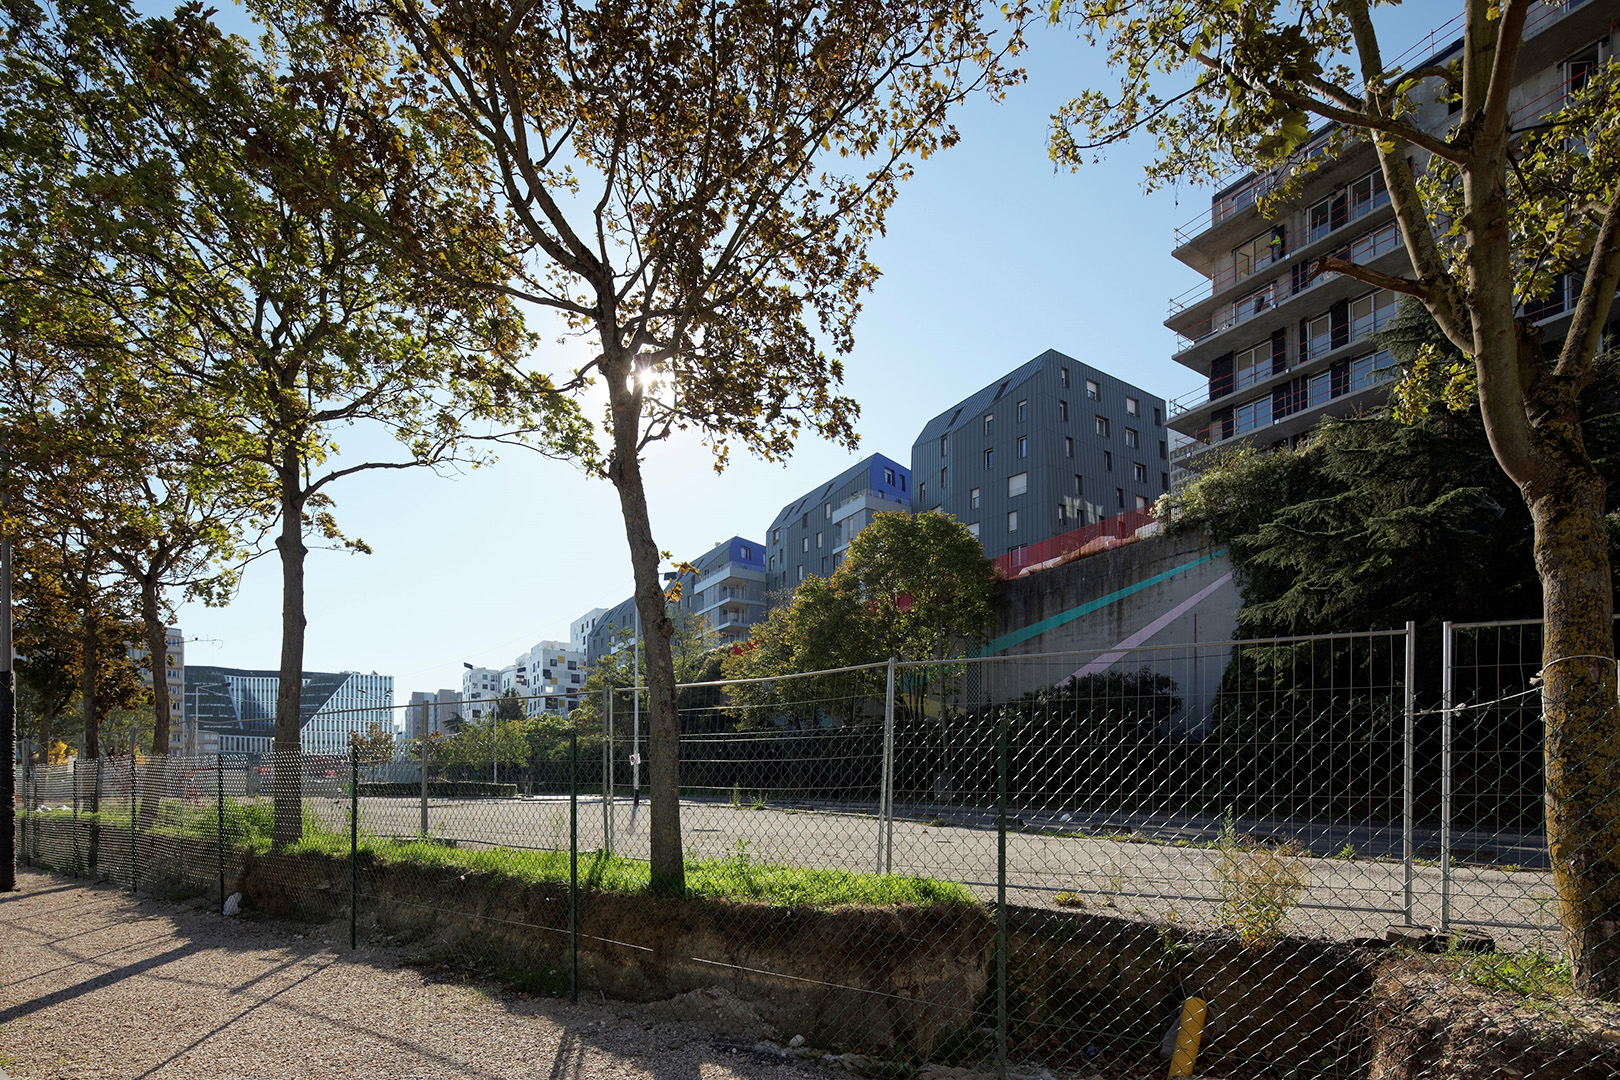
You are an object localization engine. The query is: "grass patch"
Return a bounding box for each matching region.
[1452,947,1572,999]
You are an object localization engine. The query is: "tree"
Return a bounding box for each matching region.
[2,0,587,846]
[1051,0,1620,996]
[723,511,997,720]
[355,0,1021,892]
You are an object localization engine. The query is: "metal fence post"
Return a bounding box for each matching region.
[882,657,897,874]
[1403,620,1415,926]
[350,746,359,950]
[216,753,225,914]
[419,733,429,837]
[130,756,139,893]
[71,757,79,875]
[1440,620,1454,932]
[20,746,29,869]
[569,726,579,1004]
[996,710,1008,1080]
[604,682,613,856]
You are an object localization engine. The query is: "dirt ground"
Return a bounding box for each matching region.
[0,870,844,1080]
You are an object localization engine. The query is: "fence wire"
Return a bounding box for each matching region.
[12,623,1620,1077]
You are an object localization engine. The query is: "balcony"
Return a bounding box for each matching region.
[1171,350,1396,463]
[1170,220,1402,353]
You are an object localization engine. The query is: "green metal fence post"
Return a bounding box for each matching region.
[19,746,29,868]
[350,746,359,950]
[569,726,579,1004]
[71,758,79,875]
[216,753,225,914]
[996,712,1008,1080]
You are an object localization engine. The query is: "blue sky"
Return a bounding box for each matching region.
[170,1,1442,699]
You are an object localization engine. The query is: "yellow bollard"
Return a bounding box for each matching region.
[1167,996,1207,1078]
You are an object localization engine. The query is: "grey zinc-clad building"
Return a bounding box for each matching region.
[911,349,1168,560]
[764,452,912,598]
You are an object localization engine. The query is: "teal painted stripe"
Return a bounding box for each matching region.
[981,548,1229,656]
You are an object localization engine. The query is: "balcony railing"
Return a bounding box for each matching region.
[1170,350,1396,461]
[1173,221,1402,349]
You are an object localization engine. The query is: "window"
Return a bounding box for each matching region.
[1126,396,1139,416]
[967,521,980,539]
[823,503,831,519]
[1116,488,1125,509]
[797,565,804,581]
[1162,472,1170,491]
[768,554,775,571]
[983,413,994,436]
[970,487,981,509]
[1134,462,1147,482]
[1017,399,1028,422]
[816,530,823,549]
[940,466,947,489]
[1073,474,1083,495]
[940,435,948,454]
[1307,311,1334,359]
[1008,472,1028,497]
[1154,406,1162,425]
[1231,230,1279,283]
[1085,378,1100,400]
[984,448,994,470]
[1007,510,1019,533]
[567,660,577,670]
[1095,416,1110,437]
[822,556,828,574]
[900,474,906,492]
[740,545,751,560]
[883,466,896,485]
[571,673,582,684]
[1065,436,1074,458]
[1060,367,1070,388]
[1234,394,1274,434]
[919,480,926,505]
[1136,495,1149,510]
[801,512,809,528]
[1125,427,1139,448]
[1059,399,1069,421]
[1350,288,1397,341]
[1104,450,1113,471]
[802,536,809,553]
[1348,169,1389,220]
[772,527,780,543]
[1160,440,1168,460]
[1017,435,1028,458]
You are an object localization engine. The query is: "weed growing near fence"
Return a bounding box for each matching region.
[1215,814,1309,947]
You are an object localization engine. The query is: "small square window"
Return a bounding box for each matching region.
[1007,510,1019,533]
[967,521,980,538]
[1126,396,1139,416]
[1065,436,1074,458]
[1008,472,1028,497]
[1136,495,1149,510]
[1017,436,1028,458]
[1086,379,1100,400]
[883,466,896,485]
[970,487,981,509]
[984,448,994,470]
[1017,399,1028,422]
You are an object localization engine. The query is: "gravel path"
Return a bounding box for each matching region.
[0,871,821,1080]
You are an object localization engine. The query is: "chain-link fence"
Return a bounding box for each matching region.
[12,622,1620,1076]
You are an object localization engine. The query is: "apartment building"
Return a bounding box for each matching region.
[911,349,1168,560]
[520,640,587,715]
[582,595,640,666]
[570,607,609,652]
[763,453,911,596]
[1165,1,1617,471]
[669,537,768,647]
[460,665,502,721]
[405,689,462,739]
[184,666,394,754]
